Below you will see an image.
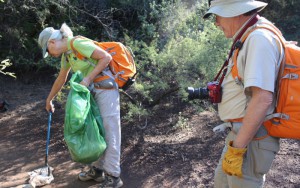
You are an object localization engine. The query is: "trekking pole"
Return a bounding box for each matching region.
[45,112,52,176]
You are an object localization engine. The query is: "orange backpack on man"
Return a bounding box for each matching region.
[231,24,300,139]
[70,36,137,91]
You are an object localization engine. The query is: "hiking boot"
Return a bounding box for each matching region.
[78,166,105,182]
[98,174,123,188]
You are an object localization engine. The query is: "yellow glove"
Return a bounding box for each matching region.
[222,141,247,178]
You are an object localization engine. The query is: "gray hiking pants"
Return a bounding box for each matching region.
[214,122,280,188]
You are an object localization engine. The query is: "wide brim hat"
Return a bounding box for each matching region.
[203,0,268,19]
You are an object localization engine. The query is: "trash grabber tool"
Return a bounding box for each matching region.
[45,112,52,176]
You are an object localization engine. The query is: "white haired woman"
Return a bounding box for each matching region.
[38,23,123,188]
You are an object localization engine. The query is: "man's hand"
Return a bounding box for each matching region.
[213,122,232,133]
[222,141,247,178]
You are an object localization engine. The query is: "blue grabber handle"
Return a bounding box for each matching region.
[45,112,52,175]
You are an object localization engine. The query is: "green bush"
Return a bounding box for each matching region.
[122,1,230,121]
[2,0,298,123]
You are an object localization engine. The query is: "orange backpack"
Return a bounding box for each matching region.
[70,36,137,90]
[232,24,300,139]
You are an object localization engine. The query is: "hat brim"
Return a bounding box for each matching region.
[203,1,267,19]
[42,46,48,58]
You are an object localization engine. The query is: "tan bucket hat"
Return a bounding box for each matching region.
[203,0,268,19]
[38,27,61,58]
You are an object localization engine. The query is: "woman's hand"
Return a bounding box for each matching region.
[80,77,91,87]
[45,67,71,113]
[46,99,55,113]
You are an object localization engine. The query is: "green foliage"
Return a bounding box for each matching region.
[260,0,300,42]
[133,1,229,99]
[0,0,71,71]
[119,0,230,121]
[173,112,190,130]
[122,102,149,122]
[1,0,299,122]
[56,83,70,110]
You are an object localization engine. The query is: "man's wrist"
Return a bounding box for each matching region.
[232,141,247,148]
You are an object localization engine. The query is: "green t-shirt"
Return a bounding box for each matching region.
[61,36,98,77]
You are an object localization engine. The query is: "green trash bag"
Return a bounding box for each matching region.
[64,71,106,164]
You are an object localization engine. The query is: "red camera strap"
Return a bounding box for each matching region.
[214,15,259,87]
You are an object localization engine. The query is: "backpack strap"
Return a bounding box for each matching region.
[70,36,121,86]
[70,36,111,68]
[70,36,101,69]
[212,15,259,90]
[231,23,285,83]
[70,36,87,61]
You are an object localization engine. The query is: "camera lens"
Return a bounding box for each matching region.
[187,87,209,100]
[187,87,198,100]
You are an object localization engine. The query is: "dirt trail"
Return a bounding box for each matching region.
[0,74,299,188]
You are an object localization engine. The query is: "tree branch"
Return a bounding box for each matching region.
[148,87,180,107]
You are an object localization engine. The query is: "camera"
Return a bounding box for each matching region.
[187,81,222,103]
[121,77,135,91]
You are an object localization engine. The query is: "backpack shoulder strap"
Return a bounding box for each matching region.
[70,36,98,68]
[70,35,90,60]
[231,23,285,82]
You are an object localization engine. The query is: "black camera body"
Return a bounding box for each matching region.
[121,77,135,91]
[187,81,222,103]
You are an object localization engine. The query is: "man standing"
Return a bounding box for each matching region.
[203,0,283,187]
